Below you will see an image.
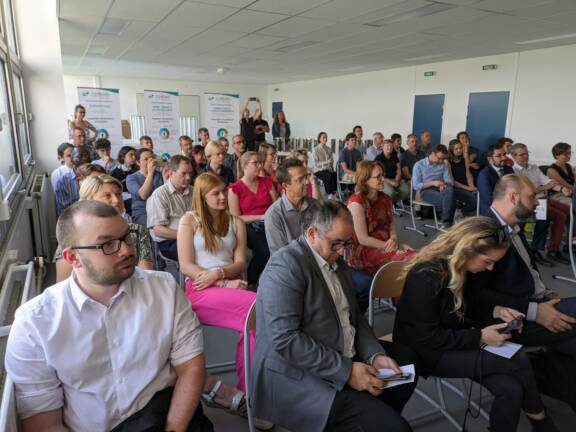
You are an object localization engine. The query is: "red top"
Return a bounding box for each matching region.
[230,176,274,215]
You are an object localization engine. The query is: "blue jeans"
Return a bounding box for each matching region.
[454,189,477,216]
[420,187,456,222]
[349,268,372,313]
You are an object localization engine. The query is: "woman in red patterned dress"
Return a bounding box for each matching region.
[346,160,416,274]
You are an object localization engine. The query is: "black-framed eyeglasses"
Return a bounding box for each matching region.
[323,236,353,251]
[70,229,139,255]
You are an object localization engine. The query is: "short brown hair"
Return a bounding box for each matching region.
[355,160,381,195]
[56,200,118,249]
[168,155,191,172]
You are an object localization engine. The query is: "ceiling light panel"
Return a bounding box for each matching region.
[98,18,131,36]
[248,0,329,15]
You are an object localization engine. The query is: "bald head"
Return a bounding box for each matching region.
[493,174,534,202]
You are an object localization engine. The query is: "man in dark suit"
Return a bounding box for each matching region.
[472,174,576,356]
[251,200,417,432]
[477,142,514,215]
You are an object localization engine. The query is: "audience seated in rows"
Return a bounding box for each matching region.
[547,142,575,206]
[6,201,214,432]
[312,131,337,195]
[55,175,153,282]
[288,148,322,199]
[375,139,410,203]
[412,144,456,228]
[394,217,560,432]
[472,175,576,411]
[347,161,416,276]
[50,142,74,192]
[477,142,514,214]
[126,147,165,227]
[147,155,194,261]
[365,131,384,161]
[224,134,246,180]
[400,134,426,182]
[228,151,278,285]
[252,200,418,432]
[202,141,235,185]
[511,143,570,266]
[447,138,478,217]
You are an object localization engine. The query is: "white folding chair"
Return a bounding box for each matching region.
[553,198,576,284]
[404,182,442,237]
[244,302,257,432]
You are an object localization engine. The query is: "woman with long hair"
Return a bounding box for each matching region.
[54,175,153,282]
[448,138,478,217]
[272,110,290,140]
[203,140,235,185]
[229,151,278,285]
[346,160,415,275]
[312,131,337,195]
[394,217,559,432]
[177,172,258,409]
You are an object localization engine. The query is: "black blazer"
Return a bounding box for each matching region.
[467,208,539,317]
[477,164,514,214]
[393,262,484,373]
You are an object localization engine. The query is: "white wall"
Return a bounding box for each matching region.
[268,44,576,165]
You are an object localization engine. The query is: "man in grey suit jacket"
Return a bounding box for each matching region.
[252,200,417,432]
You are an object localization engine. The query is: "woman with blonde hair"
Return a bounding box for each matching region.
[394,217,559,432]
[346,160,415,275]
[178,172,273,427]
[68,104,98,143]
[202,140,235,185]
[229,151,278,284]
[54,175,153,282]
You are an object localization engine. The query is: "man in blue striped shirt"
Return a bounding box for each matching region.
[412,144,456,228]
[54,147,92,214]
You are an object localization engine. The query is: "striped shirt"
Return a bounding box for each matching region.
[54,170,79,214]
[146,180,193,242]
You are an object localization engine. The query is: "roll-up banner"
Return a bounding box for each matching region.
[77,87,122,153]
[143,90,181,156]
[203,93,240,140]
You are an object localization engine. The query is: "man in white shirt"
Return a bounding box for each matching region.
[510,142,570,265]
[365,132,384,161]
[5,200,211,432]
[147,155,194,260]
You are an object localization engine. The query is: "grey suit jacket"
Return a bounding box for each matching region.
[250,237,384,431]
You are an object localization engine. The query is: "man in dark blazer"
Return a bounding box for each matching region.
[471,174,576,355]
[477,142,514,215]
[251,200,417,432]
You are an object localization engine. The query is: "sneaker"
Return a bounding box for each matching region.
[254,417,275,431]
[414,211,423,220]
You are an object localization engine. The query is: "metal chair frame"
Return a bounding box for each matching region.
[552,198,576,284]
[404,182,442,237]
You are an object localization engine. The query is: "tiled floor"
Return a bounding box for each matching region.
[200,214,576,431]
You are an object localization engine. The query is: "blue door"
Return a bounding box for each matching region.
[272,101,283,118]
[412,94,445,147]
[466,91,510,163]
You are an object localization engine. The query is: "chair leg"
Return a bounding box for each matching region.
[404,204,427,237]
[409,387,462,431]
[441,378,490,421]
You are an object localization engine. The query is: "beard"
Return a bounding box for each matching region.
[514,200,535,222]
[82,255,136,285]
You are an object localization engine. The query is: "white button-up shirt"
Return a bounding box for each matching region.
[5,268,203,431]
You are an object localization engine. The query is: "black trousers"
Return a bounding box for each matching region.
[431,350,545,432]
[158,239,178,261]
[316,169,337,194]
[324,342,418,432]
[111,387,213,432]
[246,222,270,285]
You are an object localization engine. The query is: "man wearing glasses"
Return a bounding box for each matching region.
[224,134,246,180]
[412,144,456,229]
[252,200,418,432]
[5,200,212,432]
[477,142,514,215]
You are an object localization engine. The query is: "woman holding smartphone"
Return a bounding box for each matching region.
[394,217,558,432]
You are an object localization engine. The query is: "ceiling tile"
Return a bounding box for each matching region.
[507,0,576,19]
[472,0,553,13]
[185,0,255,7]
[108,0,180,21]
[59,0,112,18]
[162,2,238,28]
[258,17,333,37]
[248,0,328,15]
[302,0,404,21]
[229,34,286,48]
[214,10,287,32]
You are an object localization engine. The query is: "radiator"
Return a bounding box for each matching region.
[29,174,53,260]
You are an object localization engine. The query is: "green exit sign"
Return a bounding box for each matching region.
[483,64,498,70]
[424,71,436,77]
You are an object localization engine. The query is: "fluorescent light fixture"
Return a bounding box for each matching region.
[274,40,318,53]
[98,18,130,36]
[516,33,576,45]
[402,53,448,62]
[87,46,109,55]
[365,2,456,27]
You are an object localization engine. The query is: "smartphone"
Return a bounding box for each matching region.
[499,317,523,334]
[378,372,412,382]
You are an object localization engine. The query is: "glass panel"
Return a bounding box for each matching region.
[12,72,29,156]
[0,62,17,191]
[3,0,17,55]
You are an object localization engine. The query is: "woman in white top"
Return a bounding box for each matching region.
[178,172,256,405]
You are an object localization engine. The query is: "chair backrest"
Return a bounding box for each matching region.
[245,301,257,332]
[370,261,408,300]
[244,301,257,432]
